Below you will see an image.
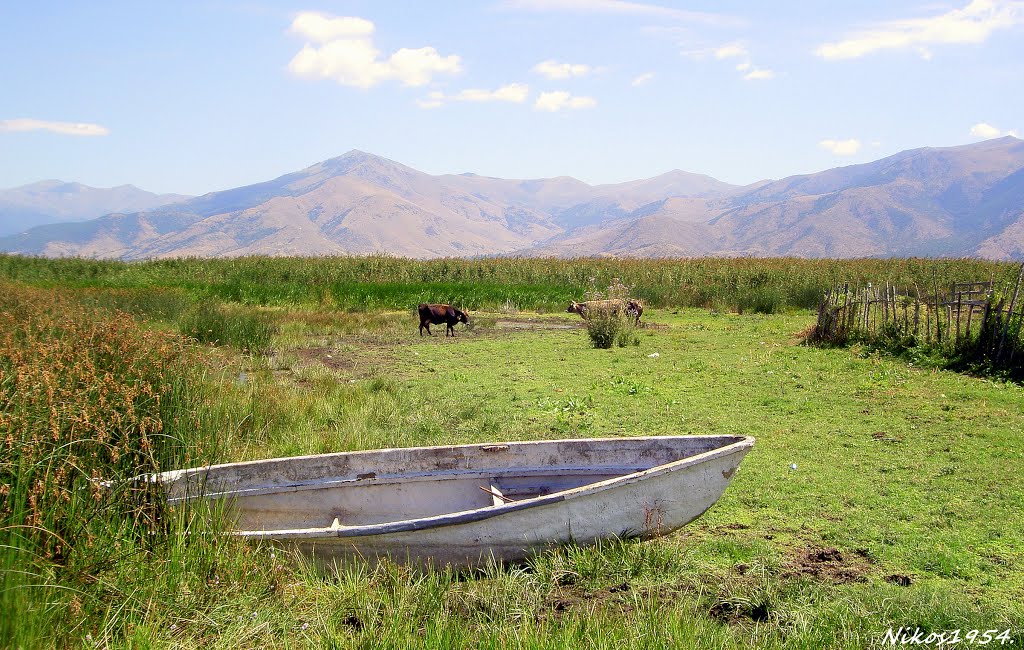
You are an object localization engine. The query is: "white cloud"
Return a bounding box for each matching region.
[498,0,737,26]
[686,41,774,81]
[631,72,655,86]
[287,12,461,88]
[289,13,374,42]
[815,0,1024,60]
[534,91,597,111]
[970,122,1019,138]
[971,122,1002,138]
[0,119,110,136]
[417,83,530,108]
[714,43,748,59]
[680,47,714,61]
[415,92,447,109]
[743,67,775,80]
[533,59,592,79]
[819,138,862,155]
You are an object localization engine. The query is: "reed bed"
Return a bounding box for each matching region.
[0,282,228,645]
[1,256,1022,647]
[1,254,1016,313]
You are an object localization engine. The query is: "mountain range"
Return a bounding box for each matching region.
[0,181,189,237]
[2,137,1022,260]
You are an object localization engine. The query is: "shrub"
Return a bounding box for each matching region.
[616,318,641,347]
[583,277,642,349]
[586,310,620,349]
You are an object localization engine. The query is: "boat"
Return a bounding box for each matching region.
[157,435,754,568]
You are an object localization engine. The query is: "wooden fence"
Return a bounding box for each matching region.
[812,264,1024,368]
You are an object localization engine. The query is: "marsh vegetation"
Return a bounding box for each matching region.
[1,255,1022,648]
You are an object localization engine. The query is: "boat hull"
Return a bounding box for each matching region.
[158,435,754,568]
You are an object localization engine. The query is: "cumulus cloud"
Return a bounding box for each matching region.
[686,42,774,81]
[290,13,374,41]
[0,119,110,136]
[287,12,461,88]
[631,72,655,86]
[533,59,592,79]
[970,122,1019,138]
[815,0,1024,60]
[416,83,530,108]
[714,43,748,59]
[743,67,775,80]
[498,0,737,26]
[534,91,597,111]
[819,138,862,155]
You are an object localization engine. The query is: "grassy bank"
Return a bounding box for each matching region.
[1,267,1022,648]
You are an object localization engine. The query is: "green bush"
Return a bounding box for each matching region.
[585,312,639,349]
[586,311,619,348]
[616,318,641,347]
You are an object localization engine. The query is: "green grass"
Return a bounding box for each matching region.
[2,253,1019,312]
[2,272,1023,648]
[179,300,278,352]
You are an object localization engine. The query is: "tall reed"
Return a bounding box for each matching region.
[1,254,1015,313]
[0,283,221,644]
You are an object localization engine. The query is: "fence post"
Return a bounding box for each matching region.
[914,284,921,340]
[996,262,1024,363]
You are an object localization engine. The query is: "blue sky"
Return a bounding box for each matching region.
[1,1,1021,195]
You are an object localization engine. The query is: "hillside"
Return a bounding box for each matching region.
[1,137,1022,260]
[0,181,190,237]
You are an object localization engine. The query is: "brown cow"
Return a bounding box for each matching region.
[418,303,469,337]
[625,299,643,326]
[567,298,643,325]
[566,299,623,319]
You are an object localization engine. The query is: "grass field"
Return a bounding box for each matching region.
[2,257,1023,648]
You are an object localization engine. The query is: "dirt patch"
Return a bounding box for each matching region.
[885,573,914,587]
[717,522,751,531]
[283,342,400,381]
[782,546,872,584]
[540,587,589,620]
[708,599,771,623]
[494,318,582,331]
[340,612,363,630]
[539,581,647,621]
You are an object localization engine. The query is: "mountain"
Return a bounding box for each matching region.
[2,138,1023,260]
[0,151,740,259]
[522,137,1024,259]
[0,181,190,237]
[708,136,1024,257]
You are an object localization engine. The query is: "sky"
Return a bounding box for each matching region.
[1,1,1022,195]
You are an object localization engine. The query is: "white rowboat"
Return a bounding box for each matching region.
[158,435,754,568]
